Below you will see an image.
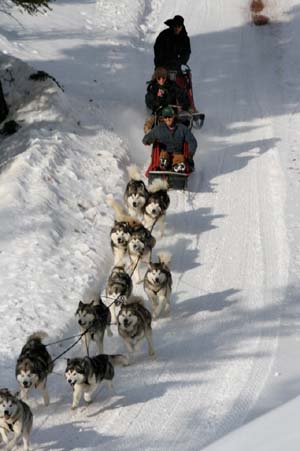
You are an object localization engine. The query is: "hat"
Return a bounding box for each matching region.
[161,106,175,117]
[173,15,184,27]
[154,67,168,80]
[164,15,184,28]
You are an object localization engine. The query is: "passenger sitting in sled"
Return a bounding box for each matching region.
[144,66,190,133]
[142,106,197,173]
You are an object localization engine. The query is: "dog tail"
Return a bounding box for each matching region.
[158,252,171,267]
[106,196,127,220]
[109,354,129,366]
[125,295,145,306]
[127,164,142,181]
[148,178,168,193]
[27,330,48,343]
[107,196,140,226]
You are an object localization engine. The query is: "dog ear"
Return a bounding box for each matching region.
[79,301,84,307]
[0,388,11,395]
[82,357,91,373]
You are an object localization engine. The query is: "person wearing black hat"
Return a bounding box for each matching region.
[154,15,191,71]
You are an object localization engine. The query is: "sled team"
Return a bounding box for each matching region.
[0,14,201,450]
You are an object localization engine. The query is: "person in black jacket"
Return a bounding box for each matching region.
[144,67,190,133]
[154,15,191,71]
[145,67,189,113]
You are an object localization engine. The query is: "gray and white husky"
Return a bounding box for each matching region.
[143,179,170,236]
[109,220,131,266]
[15,331,53,406]
[75,298,112,354]
[107,197,139,266]
[124,165,148,220]
[0,388,33,451]
[106,265,133,323]
[127,223,156,283]
[144,253,172,319]
[117,296,155,359]
[65,354,128,409]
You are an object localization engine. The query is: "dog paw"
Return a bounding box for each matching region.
[164,305,170,314]
[152,310,160,320]
[71,405,78,410]
[84,393,92,403]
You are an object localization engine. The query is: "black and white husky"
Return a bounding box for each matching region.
[143,179,170,236]
[117,296,155,359]
[144,253,172,319]
[107,197,138,266]
[15,331,54,406]
[65,354,128,409]
[75,298,112,354]
[106,265,133,324]
[124,165,148,220]
[109,220,131,266]
[0,388,33,451]
[127,223,156,283]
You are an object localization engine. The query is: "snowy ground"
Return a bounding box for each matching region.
[1,0,300,449]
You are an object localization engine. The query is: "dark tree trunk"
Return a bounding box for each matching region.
[0,80,8,123]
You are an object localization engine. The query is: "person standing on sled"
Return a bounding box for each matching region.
[154,15,191,72]
[142,106,197,172]
[144,66,190,133]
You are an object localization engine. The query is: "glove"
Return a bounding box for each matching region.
[157,88,165,97]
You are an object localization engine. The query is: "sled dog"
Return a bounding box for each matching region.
[127,223,156,283]
[106,265,133,323]
[143,179,170,236]
[144,253,172,319]
[124,165,148,219]
[107,197,138,266]
[65,354,128,409]
[76,298,112,354]
[0,388,33,451]
[15,331,53,406]
[117,296,155,358]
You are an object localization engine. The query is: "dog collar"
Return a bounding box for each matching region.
[144,210,158,219]
[148,280,165,294]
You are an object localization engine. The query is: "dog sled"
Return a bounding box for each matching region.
[145,141,192,190]
[168,64,205,130]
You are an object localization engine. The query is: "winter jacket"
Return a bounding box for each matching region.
[145,79,189,113]
[142,122,197,155]
[154,26,191,70]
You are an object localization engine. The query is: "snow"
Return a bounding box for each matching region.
[0,0,300,449]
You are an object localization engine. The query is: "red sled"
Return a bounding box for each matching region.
[145,141,191,190]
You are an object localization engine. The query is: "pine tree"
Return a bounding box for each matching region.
[11,0,52,15]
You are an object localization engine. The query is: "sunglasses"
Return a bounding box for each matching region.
[163,115,173,119]
[157,76,166,81]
